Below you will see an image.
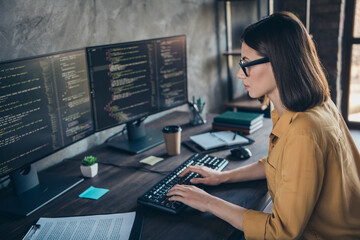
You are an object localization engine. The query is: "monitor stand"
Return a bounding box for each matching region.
[107,121,164,154]
[0,165,83,216]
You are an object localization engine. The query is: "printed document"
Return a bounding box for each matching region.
[25,212,135,240]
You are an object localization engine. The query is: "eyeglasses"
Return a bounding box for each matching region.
[239,57,270,77]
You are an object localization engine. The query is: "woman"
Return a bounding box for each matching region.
[167,12,360,239]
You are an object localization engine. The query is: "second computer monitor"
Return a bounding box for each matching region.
[87,35,188,132]
[86,35,187,153]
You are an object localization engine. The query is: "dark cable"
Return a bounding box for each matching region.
[65,158,170,175]
[105,125,127,143]
[98,161,171,175]
[0,176,10,186]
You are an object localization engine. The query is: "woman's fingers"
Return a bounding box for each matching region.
[178,165,206,177]
[177,165,222,185]
[167,184,210,212]
[167,184,195,198]
[190,177,206,184]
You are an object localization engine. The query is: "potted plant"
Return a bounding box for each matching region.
[80,155,98,178]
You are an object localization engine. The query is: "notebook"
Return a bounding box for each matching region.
[190,131,250,150]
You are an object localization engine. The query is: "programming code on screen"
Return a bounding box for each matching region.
[87,36,187,131]
[0,50,94,176]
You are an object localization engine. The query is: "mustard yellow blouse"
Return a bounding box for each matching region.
[243,99,360,239]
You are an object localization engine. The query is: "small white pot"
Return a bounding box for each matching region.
[80,163,98,178]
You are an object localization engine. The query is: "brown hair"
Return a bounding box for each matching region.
[241,11,330,112]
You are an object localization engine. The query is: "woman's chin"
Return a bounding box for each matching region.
[247,92,259,99]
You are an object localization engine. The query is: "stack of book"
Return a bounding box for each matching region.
[212,111,264,135]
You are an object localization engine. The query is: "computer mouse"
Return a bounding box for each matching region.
[230,147,252,160]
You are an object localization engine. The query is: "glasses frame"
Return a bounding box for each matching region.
[239,57,270,77]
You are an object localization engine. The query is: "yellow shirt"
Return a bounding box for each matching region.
[243,99,360,239]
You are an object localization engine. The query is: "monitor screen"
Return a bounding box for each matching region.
[87,35,187,131]
[0,49,94,178]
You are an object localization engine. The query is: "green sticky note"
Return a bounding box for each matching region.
[79,186,109,200]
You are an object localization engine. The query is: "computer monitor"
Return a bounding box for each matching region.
[87,35,188,153]
[0,49,94,216]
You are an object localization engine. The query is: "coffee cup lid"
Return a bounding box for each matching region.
[162,125,182,133]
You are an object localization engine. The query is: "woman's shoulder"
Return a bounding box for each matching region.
[289,100,340,137]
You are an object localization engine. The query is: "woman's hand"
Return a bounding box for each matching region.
[167,165,250,231]
[167,184,215,212]
[178,165,226,186]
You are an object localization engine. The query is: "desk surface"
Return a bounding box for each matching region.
[0,111,271,240]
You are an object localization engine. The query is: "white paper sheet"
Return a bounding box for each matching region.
[26,212,135,240]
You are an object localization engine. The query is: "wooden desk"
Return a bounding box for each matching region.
[0,111,271,240]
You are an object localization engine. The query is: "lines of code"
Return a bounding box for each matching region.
[0,50,94,176]
[88,36,187,131]
[157,38,187,109]
[105,44,151,122]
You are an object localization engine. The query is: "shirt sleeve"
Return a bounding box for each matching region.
[243,134,325,239]
[243,210,270,239]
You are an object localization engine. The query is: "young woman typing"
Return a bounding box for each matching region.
[167,12,360,239]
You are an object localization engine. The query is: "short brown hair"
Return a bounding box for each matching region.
[241,12,330,112]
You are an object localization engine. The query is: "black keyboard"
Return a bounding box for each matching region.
[137,153,229,214]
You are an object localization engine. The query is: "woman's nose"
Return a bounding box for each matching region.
[237,68,246,80]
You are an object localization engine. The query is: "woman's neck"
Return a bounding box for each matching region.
[268,89,286,116]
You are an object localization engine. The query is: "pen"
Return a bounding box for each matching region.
[200,102,205,113]
[23,224,41,240]
[187,101,205,124]
[233,131,237,140]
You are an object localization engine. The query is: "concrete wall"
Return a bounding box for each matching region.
[310,0,343,107]
[0,0,229,174]
[0,0,225,110]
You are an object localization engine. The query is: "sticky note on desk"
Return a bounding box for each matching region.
[79,186,109,200]
[140,156,164,166]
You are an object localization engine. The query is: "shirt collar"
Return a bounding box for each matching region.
[271,108,296,138]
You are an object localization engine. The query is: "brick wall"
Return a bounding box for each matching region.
[310,0,343,104]
[275,0,343,105]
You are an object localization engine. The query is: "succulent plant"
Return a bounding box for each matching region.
[82,155,98,166]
